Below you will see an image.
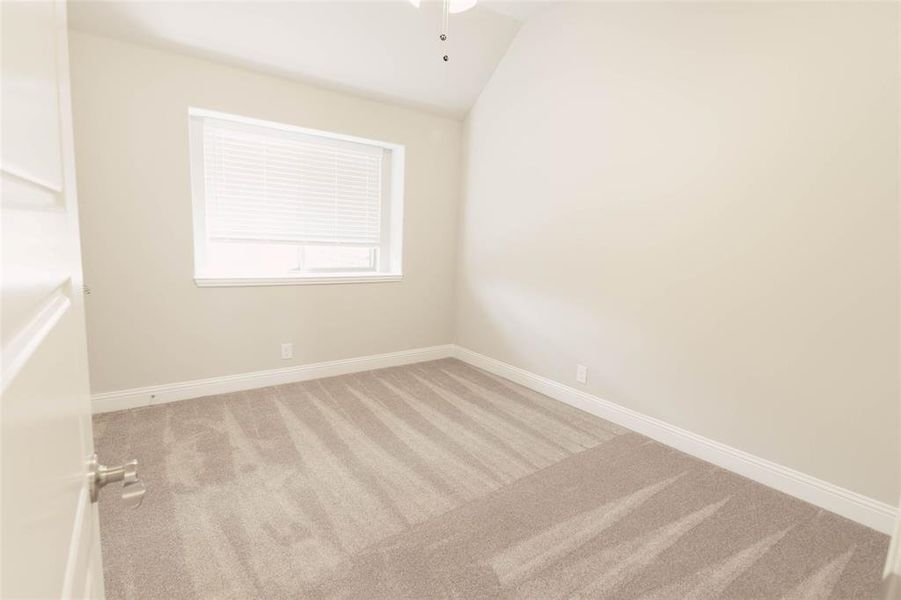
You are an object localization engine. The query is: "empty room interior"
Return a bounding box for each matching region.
[3,0,901,598]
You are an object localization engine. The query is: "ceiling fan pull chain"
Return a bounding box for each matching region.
[441,0,449,62]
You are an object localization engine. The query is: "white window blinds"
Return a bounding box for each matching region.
[201,117,384,246]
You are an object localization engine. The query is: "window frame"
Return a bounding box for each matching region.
[188,108,405,287]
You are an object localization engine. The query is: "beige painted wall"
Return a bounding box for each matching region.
[456,2,899,504]
[69,32,461,393]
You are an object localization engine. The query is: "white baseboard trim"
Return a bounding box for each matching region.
[452,345,898,535]
[91,344,455,414]
[91,342,896,534]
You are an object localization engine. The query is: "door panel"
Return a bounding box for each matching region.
[1,1,103,598]
[1,1,63,188]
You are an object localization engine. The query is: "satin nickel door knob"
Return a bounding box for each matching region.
[88,453,146,508]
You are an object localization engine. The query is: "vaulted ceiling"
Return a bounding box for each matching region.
[68,1,547,118]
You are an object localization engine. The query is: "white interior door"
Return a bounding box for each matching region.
[1,1,104,598]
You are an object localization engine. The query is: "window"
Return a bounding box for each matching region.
[188,108,404,286]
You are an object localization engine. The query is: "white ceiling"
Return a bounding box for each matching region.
[68,1,544,118]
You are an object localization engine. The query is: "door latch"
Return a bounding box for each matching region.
[87,453,146,508]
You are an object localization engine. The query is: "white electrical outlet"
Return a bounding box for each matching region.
[281,343,293,360]
[576,364,588,384]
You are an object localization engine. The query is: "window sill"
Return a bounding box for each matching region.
[194,273,403,287]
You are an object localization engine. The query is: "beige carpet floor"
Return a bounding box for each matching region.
[93,359,888,599]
